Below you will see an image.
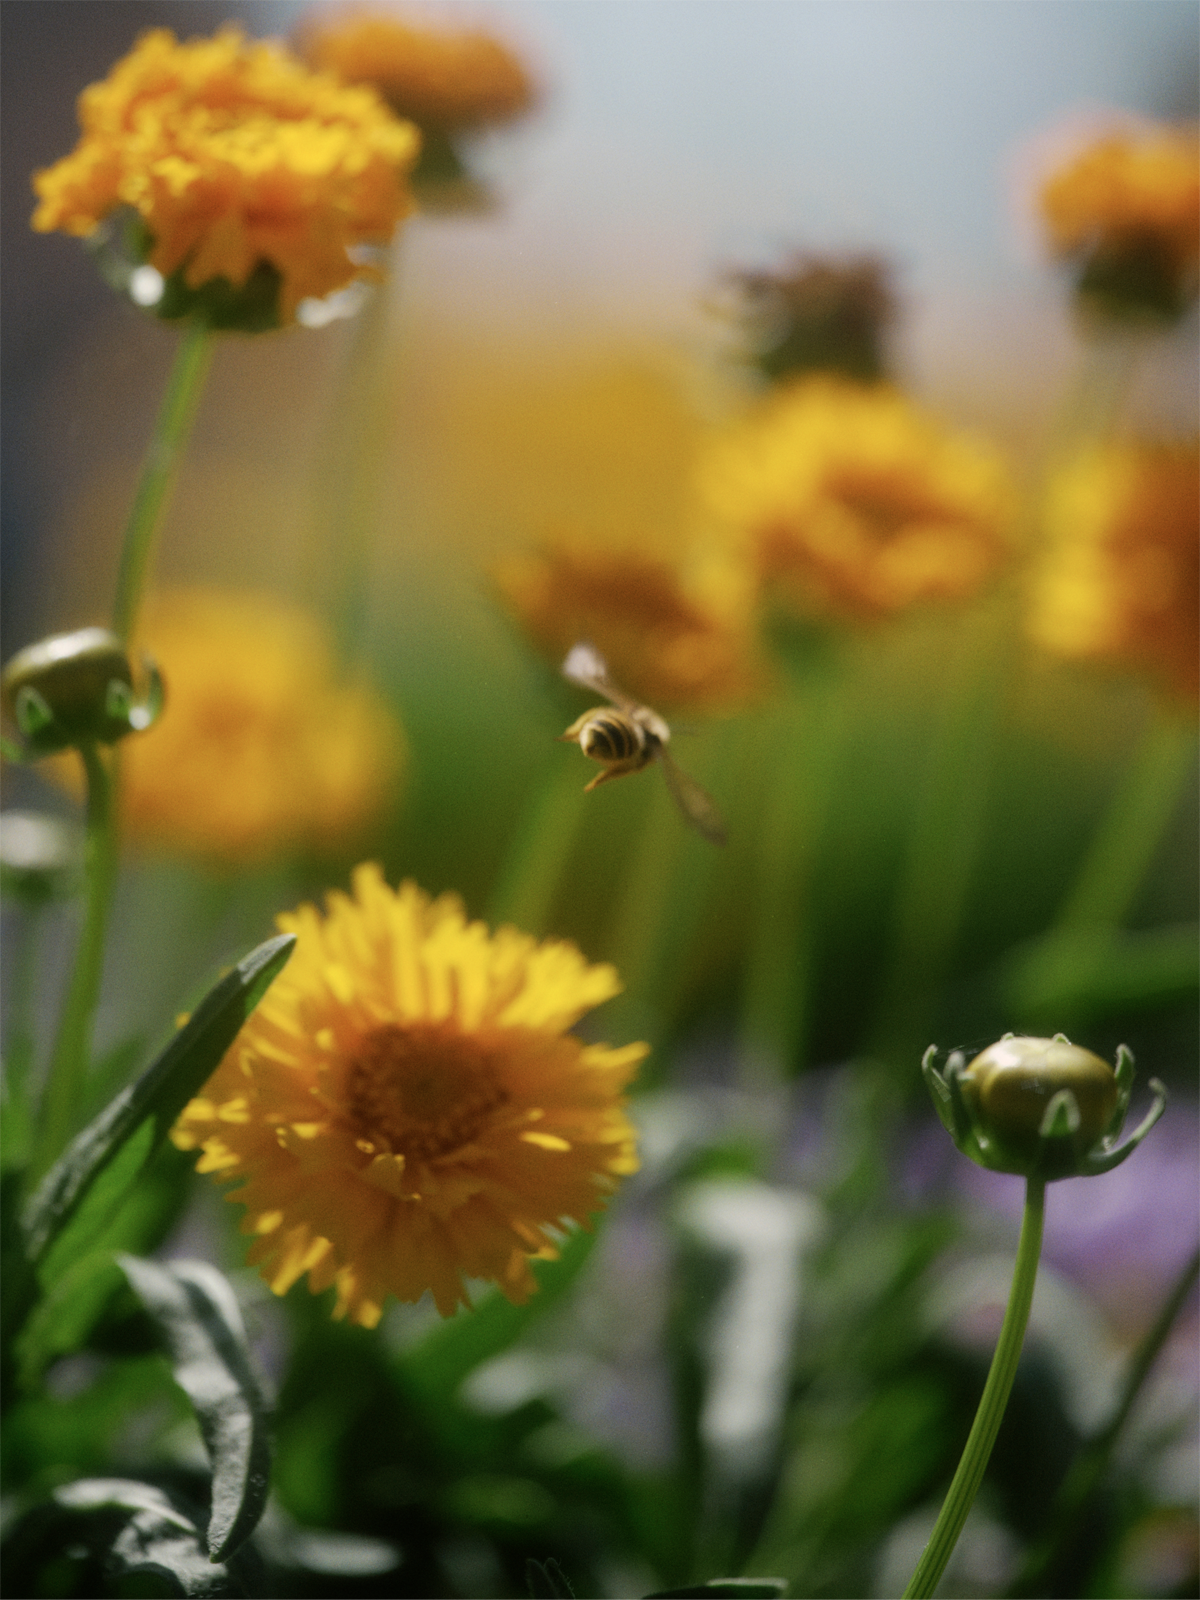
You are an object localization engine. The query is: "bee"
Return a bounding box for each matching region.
[559,643,727,845]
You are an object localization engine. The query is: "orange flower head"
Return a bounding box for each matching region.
[494,536,764,712]
[1028,441,1199,702]
[172,864,645,1325]
[32,26,420,324]
[696,376,1015,625]
[1039,123,1200,320]
[298,9,538,132]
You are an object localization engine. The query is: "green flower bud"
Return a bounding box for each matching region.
[923,1033,1166,1181]
[1,627,163,758]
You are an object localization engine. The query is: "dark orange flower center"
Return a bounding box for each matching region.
[345,1024,508,1160]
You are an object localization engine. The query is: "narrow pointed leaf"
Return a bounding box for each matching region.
[22,933,294,1275]
[118,1256,272,1562]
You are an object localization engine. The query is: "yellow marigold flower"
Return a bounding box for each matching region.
[50,588,402,865]
[172,863,645,1325]
[696,376,1015,623]
[31,26,420,325]
[1028,441,1199,702]
[495,537,764,711]
[1039,123,1200,320]
[298,9,538,132]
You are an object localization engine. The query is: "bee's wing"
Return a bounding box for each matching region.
[561,642,639,713]
[658,748,727,846]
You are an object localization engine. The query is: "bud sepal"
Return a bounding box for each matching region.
[923,1033,1166,1181]
[1,628,164,759]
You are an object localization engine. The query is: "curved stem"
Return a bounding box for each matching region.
[903,1177,1046,1600]
[29,744,121,1183]
[111,317,214,644]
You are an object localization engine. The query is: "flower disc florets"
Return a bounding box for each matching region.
[31,26,420,327]
[172,864,646,1325]
[923,1034,1166,1181]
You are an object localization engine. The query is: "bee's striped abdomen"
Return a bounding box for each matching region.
[578,711,644,763]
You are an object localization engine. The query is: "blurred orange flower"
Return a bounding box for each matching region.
[1039,123,1200,320]
[51,589,403,865]
[1028,441,1199,702]
[495,537,764,712]
[696,376,1015,624]
[298,9,538,131]
[172,863,644,1325]
[32,27,419,323]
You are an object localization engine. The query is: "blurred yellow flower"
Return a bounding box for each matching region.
[298,9,538,132]
[1028,441,1199,702]
[52,589,402,865]
[172,863,644,1325]
[696,376,1015,623]
[495,537,764,712]
[1039,123,1200,319]
[32,26,420,324]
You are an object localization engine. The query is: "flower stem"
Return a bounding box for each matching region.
[487,759,584,933]
[28,744,120,1183]
[1007,1242,1200,1598]
[902,1176,1046,1600]
[111,316,214,644]
[1055,704,1196,932]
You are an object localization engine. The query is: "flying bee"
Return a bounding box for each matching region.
[559,643,727,845]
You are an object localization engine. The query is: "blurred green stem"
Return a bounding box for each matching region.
[1007,1243,1200,1597]
[29,744,119,1183]
[111,316,214,644]
[487,759,584,933]
[738,675,847,1084]
[869,607,1007,1064]
[903,1177,1045,1600]
[1055,705,1195,932]
[0,902,44,1170]
[1050,328,1144,453]
[310,253,403,663]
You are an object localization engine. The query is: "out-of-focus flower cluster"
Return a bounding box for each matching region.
[1029,442,1200,702]
[696,375,1016,625]
[298,9,538,132]
[50,589,403,866]
[1039,122,1200,321]
[32,25,420,323]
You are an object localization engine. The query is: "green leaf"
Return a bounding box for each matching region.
[2,1477,240,1596]
[118,1256,272,1563]
[21,934,294,1278]
[1004,923,1199,1025]
[14,1249,126,1389]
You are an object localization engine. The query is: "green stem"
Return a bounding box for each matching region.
[29,744,121,1183]
[1007,1243,1200,1597]
[308,248,404,663]
[111,316,214,644]
[1056,705,1196,932]
[487,759,584,933]
[738,675,847,1085]
[903,1176,1046,1600]
[868,605,1007,1064]
[0,903,44,1171]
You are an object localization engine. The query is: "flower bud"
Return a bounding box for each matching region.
[923,1033,1166,1181]
[1,628,161,757]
